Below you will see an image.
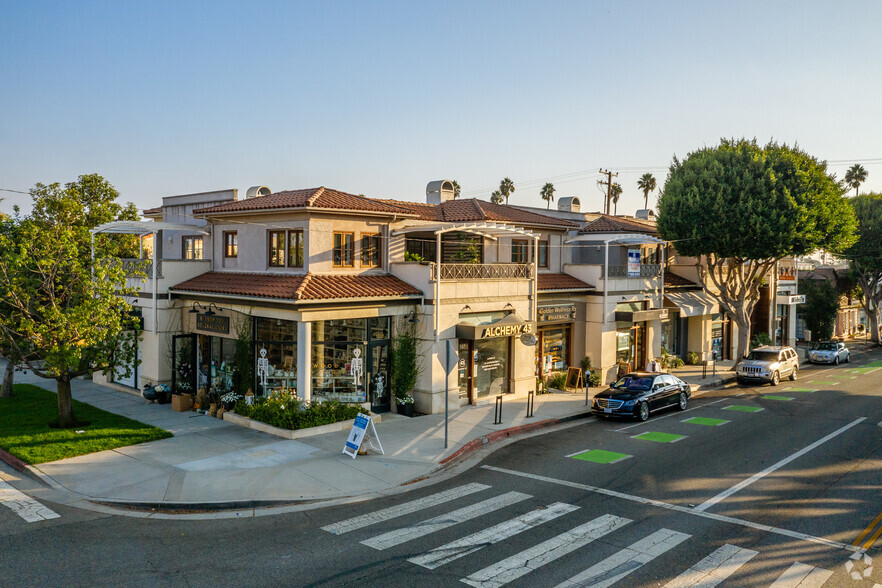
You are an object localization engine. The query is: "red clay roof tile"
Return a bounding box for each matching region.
[192,187,417,216]
[580,215,657,234]
[537,273,595,291]
[379,198,579,228]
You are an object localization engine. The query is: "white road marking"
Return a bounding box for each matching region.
[321,482,490,534]
[481,465,864,553]
[768,562,833,587]
[613,398,728,432]
[554,528,690,588]
[409,502,578,570]
[0,479,60,523]
[662,543,758,587]
[361,491,531,550]
[460,514,631,588]
[694,417,866,512]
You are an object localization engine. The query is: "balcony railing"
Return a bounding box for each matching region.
[101,258,158,278]
[606,264,661,278]
[432,263,533,281]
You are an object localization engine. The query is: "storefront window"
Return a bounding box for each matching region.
[474,337,509,398]
[616,330,632,364]
[255,318,297,396]
[539,327,569,374]
[198,335,237,394]
[661,313,680,356]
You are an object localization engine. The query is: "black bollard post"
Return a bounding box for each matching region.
[494,395,503,424]
[526,390,534,418]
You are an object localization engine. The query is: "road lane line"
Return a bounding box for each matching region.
[409,502,578,570]
[694,417,866,512]
[460,514,631,588]
[861,519,882,550]
[852,510,882,547]
[768,562,833,587]
[321,482,490,534]
[0,479,60,523]
[554,528,690,588]
[361,491,531,550]
[481,466,864,553]
[662,544,758,587]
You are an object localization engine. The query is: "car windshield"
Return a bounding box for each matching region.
[612,376,653,390]
[816,342,837,351]
[747,351,779,362]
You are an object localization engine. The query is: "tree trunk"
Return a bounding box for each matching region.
[869,308,880,345]
[0,358,13,398]
[732,314,751,369]
[56,377,78,428]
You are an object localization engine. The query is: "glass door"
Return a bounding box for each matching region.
[172,334,197,394]
[458,340,472,402]
[367,341,390,413]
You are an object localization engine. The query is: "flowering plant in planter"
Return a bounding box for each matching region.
[396,394,415,405]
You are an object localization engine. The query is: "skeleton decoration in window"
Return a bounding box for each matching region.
[350,348,363,386]
[256,347,269,404]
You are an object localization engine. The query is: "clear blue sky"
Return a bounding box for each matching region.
[2,0,880,216]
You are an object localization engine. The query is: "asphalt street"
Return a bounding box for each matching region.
[2,348,881,587]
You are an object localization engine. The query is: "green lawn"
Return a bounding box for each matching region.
[0,384,173,465]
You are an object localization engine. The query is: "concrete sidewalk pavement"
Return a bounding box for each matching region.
[0,357,762,517]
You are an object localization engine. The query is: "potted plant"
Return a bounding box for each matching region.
[221,391,241,411]
[395,393,415,417]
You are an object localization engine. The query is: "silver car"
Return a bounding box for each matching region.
[808,341,850,365]
[736,345,799,386]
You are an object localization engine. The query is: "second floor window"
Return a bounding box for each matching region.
[268,229,304,268]
[183,236,203,260]
[224,231,238,258]
[538,240,549,268]
[511,240,529,264]
[334,232,354,267]
[362,233,380,267]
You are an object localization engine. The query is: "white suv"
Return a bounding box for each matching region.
[736,345,799,386]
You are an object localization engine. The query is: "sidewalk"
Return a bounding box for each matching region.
[0,359,757,516]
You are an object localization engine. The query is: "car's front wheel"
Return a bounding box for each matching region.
[834,356,840,365]
[771,371,780,386]
[736,376,746,385]
[637,402,650,422]
[790,366,798,381]
[677,392,688,411]
[845,353,850,363]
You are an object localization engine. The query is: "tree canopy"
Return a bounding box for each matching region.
[844,163,868,197]
[499,177,515,205]
[843,192,882,344]
[637,173,657,210]
[540,182,555,209]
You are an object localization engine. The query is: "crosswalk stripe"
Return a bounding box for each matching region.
[362,491,531,550]
[409,501,579,570]
[555,528,691,588]
[769,562,833,587]
[461,514,631,588]
[662,544,758,587]
[0,479,60,523]
[321,482,490,534]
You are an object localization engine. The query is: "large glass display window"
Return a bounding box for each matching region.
[474,337,509,398]
[661,313,680,356]
[254,317,297,397]
[537,326,570,376]
[198,335,237,394]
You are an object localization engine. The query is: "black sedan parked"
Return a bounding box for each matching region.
[592,372,691,421]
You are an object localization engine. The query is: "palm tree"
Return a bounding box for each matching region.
[452,180,461,199]
[540,182,555,209]
[636,173,657,210]
[844,164,868,197]
[499,177,515,205]
[490,190,504,204]
[610,183,622,215]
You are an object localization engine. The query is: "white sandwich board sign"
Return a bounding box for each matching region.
[342,413,384,459]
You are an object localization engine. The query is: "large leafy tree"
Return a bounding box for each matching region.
[801,278,840,341]
[657,139,856,363]
[0,175,142,427]
[843,193,882,344]
[499,177,515,205]
[637,173,657,210]
[540,182,555,209]
[844,163,868,197]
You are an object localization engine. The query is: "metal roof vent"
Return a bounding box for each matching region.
[635,209,656,220]
[426,180,456,205]
[245,185,272,199]
[558,196,580,212]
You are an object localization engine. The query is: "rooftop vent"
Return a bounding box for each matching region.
[245,185,272,199]
[558,196,580,213]
[426,180,456,205]
[635,209,656,220]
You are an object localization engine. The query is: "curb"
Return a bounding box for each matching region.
[439,411,592,466]
[0,446,29,474]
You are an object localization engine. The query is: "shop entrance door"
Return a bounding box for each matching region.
[457,340,473,403]
[367,341,390,413]
[172,334,197,394]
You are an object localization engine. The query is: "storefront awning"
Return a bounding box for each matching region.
[456,312,536,340]
[664,291,720,317]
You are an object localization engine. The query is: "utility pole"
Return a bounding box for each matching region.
[598,169,618,215]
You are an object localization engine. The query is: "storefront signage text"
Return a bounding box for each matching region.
[479,322,534,339]
[196,314,230,334]
[538,304,576,323]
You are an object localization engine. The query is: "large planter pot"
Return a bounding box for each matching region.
[396,402,414,417]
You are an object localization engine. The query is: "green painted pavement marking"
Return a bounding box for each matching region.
[850,367,880,375]
[866,360,882,368]
[763,395,794,401]
[632,431,686,443]
[683,417,730,426]
[723,405,764,413]
[809,381,838,386]
[570,449,632,464]
[787,388,817,393]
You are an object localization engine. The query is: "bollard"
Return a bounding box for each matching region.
[585,383,590,406]
[702,361,707,379]
[526,390,534,418]
[494,395,503,425]
[712,359,716,378]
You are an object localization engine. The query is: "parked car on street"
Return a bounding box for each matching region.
[736,345,799,386]
[808,341,850,365]
[592,372,690,422]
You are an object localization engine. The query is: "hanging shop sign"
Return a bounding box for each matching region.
[538,304,576,323]
[196,314,230,334]
[775,294,806,305]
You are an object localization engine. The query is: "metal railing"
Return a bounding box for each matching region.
[433,263,533,281]
[606,264,660,278]
[101,258,158,278]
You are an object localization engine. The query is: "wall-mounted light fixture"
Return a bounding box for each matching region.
[188,302,205,314]
[460,305,472,312]
[406,307,419,323]
[203,303,222,316]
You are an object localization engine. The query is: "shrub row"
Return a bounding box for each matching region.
[233,395,368,431]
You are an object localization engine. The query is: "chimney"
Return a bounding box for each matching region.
[246,186,272,199]
[426,180,456,205]
[635,209,656,220]
[557,196,581,213]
